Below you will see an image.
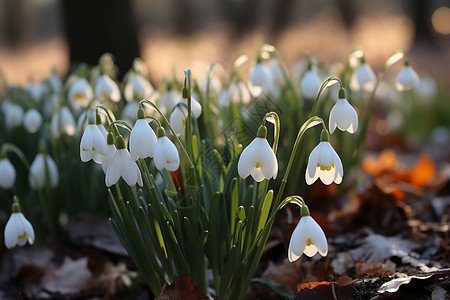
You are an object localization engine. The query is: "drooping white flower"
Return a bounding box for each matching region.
[396,62,420,91]
[29,153,59,189]
[200,71,222,96]
[0,157,16,189]
[329,89,358,134]
[124,73,154,102]
[23,109,42,134]
[95,75,121,102]
[179,96,202,119]
[159,89,181,116]
[266,57,285,85]
[353,62,377,92]
[26,81,45,103]
[305,135,343,185]
[154,128,180,172]
[3,102,24,129]
[80,111,107,163]
[170,105,188,136]
[47,72,63,94]
[288,215,328,262]
[101,137,117,174]
[50,106,76,138]
[250,61,272,88]
[68,77,94,111]
[300,68,322,99]
[105,135,143,187]
[228,81,251,105]
[4,204,35,249]
[129,109,157,160]
[238,126,278,182]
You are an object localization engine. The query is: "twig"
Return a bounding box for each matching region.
[329,274,338,300]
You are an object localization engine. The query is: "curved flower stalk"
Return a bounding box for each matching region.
[124,73,154,102]
[305,129,343,185]
[68,77,94,112]
[0,153,16,189]
[329,88,358,134]
[4,197,35,249]
[288,199,328,261]
[95,74,121,102]
[153,127,180,172]
[23,109,42,134]
[238,125,278,182]
[129,108,157,160]
[105,135,143,187]
[29,152,59,190]
[396,58,420,91]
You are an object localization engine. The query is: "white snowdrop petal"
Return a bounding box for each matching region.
[301,70,322,99]
[105,152,122,187]
[250,168,265,182]
[170,106,188,135]
[250,63,271,87]
[305,167,319,185]
[238,139,259,179]
[4,213,20,248]
[154,137,180,171]
[319,168,336,185]
[306,145,321,180]
[23,216,35,245]
[318,142,334,169]
[0,159,16,189]
[288,219,308,261]
[309,219,328,256]
[257,139,277,180]
[45,155,59,188]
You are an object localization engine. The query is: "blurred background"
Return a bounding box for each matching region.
[0,0,449,86]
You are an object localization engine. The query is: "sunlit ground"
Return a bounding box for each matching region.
[0,9,449,88]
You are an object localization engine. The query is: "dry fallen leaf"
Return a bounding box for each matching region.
[41,257,93,295]
[156,274,208,300]
[297,281,330,291]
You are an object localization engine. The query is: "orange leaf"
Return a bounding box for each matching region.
[363,149,398,176]
[297,281,331,292]
[408,153,435,187]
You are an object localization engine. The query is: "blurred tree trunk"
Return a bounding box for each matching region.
[270,0,295,37]
[61,0,140,79]
[174,0,194,35]
[411,0,436,47]
[336,0,356,28]
[3,0,24,48]
[217,0,261,39]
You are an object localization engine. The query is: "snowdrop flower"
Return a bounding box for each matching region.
[124,73,154,102]
[170,105,189,136]
[101,133,117,174]
[121,101,140,126]
[105,135,143,187]
[68,77,94,111]
[0,154,16,189]
[154,127,180,172]
[26,81,45,103]
[266,57,284,85]
[4,198,35,249]
[228,81,251,105]
[47,72,63,94]
[250,61,272,88]
[396,60,420,91]
[50,106,76,138]
[80,110,107,163]
[200,71,222,96]
[179,96,202,119]
[23,109,42,134]
[3,102,24,129]
[352,58,377,92]
[238,125,278,182]
[300,66,322,99]
[129,108,157,160]
[305,130,343,185]
[159,89,181,116]
[95,75,121,102]
[29,151,59,189]
[288,204,328,262]
[329,88,358,134]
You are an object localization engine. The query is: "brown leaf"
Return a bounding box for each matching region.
[334,275,358,286]
[41,257,94,295]
[156,274,208,300]
[355,259,396,277]
[297,281,330,291]
[408,153,435,187]
[363,149,398,176]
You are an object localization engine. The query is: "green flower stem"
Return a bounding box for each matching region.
[309,76,343,117]
[96,104,120,136]
[108,120,132,133]
[355,51,405,165]
[262,112,280,155]
[1,143,31,170]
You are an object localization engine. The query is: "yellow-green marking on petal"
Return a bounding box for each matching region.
[307,238,314,246]
[317,163,334,171]
[18,232,26,240]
